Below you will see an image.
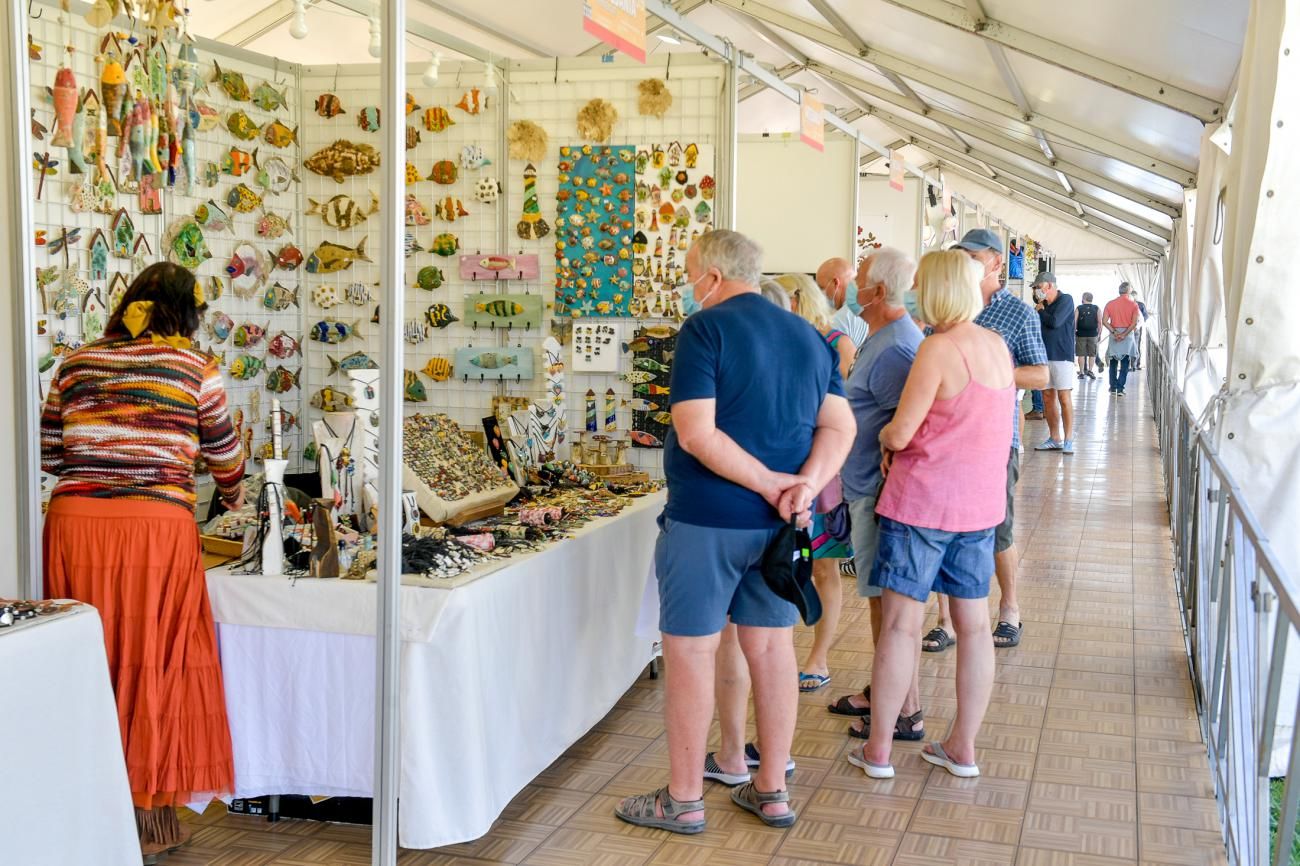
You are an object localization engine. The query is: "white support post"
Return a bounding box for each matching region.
[372,0,405,863]
[851,137,862,262]
[719,39,740,231]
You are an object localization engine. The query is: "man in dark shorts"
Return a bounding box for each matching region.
[1075,292,1101,379]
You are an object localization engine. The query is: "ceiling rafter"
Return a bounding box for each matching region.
[862,114,1173,240]
[739,62,802,101]
[808,61,1182,217]
[877,0,1222,122]
[708,0,1195,185]
[580,0,708,55]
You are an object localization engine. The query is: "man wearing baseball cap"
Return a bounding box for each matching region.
[944,228,1048,650]
[1031,272,1077,454]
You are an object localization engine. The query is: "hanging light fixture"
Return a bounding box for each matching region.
[656,31,682,45]
[481,57,498,95]
[368,14,381,58]
[289,0,308,40]
[422,50,441,87]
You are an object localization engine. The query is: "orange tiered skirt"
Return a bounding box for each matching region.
[43,496,234,809]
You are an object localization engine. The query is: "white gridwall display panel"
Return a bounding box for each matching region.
[27,14,308,473]
[505,58,723,476]
[299,64,507,441]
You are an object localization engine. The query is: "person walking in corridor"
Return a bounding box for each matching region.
[1076,292,1101,379]
[1031,272,1077,455]
[1104,282,1142,396]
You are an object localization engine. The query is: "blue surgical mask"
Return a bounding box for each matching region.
[681,273,718,316]
[903,290,922,322]
[843,290,863,317]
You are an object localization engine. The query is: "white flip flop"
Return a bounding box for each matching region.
[846,745,895,779]
[920,741,980,778]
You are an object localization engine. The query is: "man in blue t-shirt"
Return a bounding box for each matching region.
[1031,272,1077,454]
[823,247,927,742]
[615,230,855,834]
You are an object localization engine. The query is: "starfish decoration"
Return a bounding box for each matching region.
[599,182,613,196]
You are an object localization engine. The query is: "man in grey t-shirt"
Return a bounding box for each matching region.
[816,257,869,348]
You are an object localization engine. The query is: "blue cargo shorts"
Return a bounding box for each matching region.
[868,516,995,603]
[654,513,796,637]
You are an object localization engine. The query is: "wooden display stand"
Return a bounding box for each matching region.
[572,432,649,485]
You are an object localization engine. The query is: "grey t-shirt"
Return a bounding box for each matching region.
[841,315,923,500]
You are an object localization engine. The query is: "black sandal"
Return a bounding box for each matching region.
[993,620,1022,648]
[848,709,924,741]
[827,685,871,717]
[922,627,955,653]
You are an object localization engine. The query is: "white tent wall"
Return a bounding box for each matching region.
[737,135,856,272]
[858,175,921,260]
[1213,0,1300,778]
[1183,126,1231,415]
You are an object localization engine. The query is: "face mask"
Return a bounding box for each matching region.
[1033,289,1045,302]
[843,285,863,316]
[903,290,922,322]
[681,273,718,316]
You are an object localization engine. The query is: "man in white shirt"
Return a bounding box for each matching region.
[815,257,870,348]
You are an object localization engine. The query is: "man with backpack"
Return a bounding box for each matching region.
[1075,291,1101,379]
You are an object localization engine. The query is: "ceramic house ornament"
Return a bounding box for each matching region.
[88,229,109,281]
[111,208,134,258]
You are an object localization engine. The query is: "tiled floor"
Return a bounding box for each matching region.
[176,370,1228,865]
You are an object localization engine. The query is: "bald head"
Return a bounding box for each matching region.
[816,257,855,307]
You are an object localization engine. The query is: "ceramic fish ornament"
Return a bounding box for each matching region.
[470,352,518,370]
[221,145,255,176]
[212,61,251,102]
[274,244,304,270]
[311,387,354,412]
[312,284,339,309]
[476,299,525,318]
[356,106,381,132]
[164,219,212,270]
[431,233,459,257]
[404,319,427,344]
[310,319,362,344]
[422,357,453,381]
[230,354,265,380]
[251,81,288,112]
[413,266,444,290]
[459,144,490,170]
[262,282,299,311]
[306,238,370,274]
[344,282,372,306]
[51,66,78,147]
[633,357,671,373]
[405,126,421,150]
[101,52,127,137]
[403,369,427,402]
[623,398,658,412]
[193,100,220,132]
[66,93,90,174]
[226,111,260,141]
[305,140,380,183]
[634,383,670,396]
[621,371,655,384]
[227,244,271,297]
[256,210,293,239]
[201,161,220,187]
[429,159,458,184]
[195,199,233,233]
[456,88,483,115]
[314,93,343,118]
[423,106,454,133]
[265,366,300,393]
[233,321,270,349]
[208,276,226,302]
[226,183,263,213]
[404,234,425,258]
[267,331,302,359]
[253,153,296,196]
[208,311,235,343]
[630,431,662,448]
[642,325,678,339]
[424,303,459,329]
[263,120,297,148]
[328,351,378,375]
[434,196,469,221]
[307,192,378,230]
[405,194,431,226]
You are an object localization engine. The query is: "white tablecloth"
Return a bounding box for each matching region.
[0,606,139,866]
[208,491,663,848]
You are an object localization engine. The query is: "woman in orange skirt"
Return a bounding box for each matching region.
[41,263,246,859]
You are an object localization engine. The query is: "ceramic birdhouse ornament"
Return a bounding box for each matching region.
[88,229,109,280]
[111,208,134,258]
[107,272,129,312]
[82,288,106,342]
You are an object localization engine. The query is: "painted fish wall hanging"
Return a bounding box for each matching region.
[422,357,452,381]
[256,210,292,239]
[404,369,426,402]
[50,66,77,147]
[267,331,301,359]
[434,196,468,222]
[262,282,299,311]
[192,100,220,132]
[233,321,269,349]
[312,284,339,309]
[344,282,373,306]
[227,244,271,297]
[328,351,378,375]
[404,319,427,344]
[263,120,297,148]
[304,140,380,183]
[405,194,431,226]
[265,366,300,393]
[312,387,354,412]
[356,106,380,132]
[253,153,296,195]
[310,319,362,344]
[475,177,501,204]
[405,234,425,258]
[424,303,458,329]
[459,144,490,170]
[226,110,261,141]
[405,126,421,150]
[230,354,264,380]
[307,191,379,230]
[406,92,420,115]
[469,352,517,370]
[306,238,371,274]
[275,244,304,270]
[212,61,251,101]
[195,199,233,233]
[207,311,235,343]
[414,266,444,290]
[431,232,459,257]
[423,106,454,133]
[251,81,288,112]
[163,218,212,270]
[226,183,263,213]
[221,145,255,177]
[315,93,343,118]
[429,159,457,185]
[456,88,483,115]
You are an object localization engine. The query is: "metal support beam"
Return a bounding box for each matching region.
[411,0,551,57]
[808,60,1183,217]
[709,0,1195,184]
[738,62,801,102]
[328,0,500,63]
[878,0,1222,122]
[218,0,294,46]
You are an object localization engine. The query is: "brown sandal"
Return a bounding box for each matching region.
[828,685,871,716]
[848,708,925,741]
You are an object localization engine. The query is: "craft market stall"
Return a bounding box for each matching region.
[0,602,140,866]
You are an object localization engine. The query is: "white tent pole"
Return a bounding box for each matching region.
[372,0,405,862]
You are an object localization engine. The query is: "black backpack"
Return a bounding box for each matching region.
[1076,304,1099,334]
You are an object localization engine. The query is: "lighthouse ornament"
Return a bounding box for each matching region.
[516,163,550,240]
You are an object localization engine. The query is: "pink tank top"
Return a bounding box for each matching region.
[875,341,1015,532]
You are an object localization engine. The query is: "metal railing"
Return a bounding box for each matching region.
[1149,342,1300,866]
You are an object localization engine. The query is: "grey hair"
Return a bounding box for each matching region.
[759,277,790,309]
[865,246,918,306]
[692,229,763,289]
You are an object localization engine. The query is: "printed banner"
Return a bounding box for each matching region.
[583,0,647,63]
[889,149,905,191]
[800,91,824,152]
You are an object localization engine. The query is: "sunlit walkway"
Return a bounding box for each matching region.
[176,368,1226,865]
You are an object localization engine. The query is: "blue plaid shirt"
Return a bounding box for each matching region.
[975,288,1048,449]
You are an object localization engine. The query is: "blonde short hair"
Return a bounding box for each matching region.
[916,250,984,327]
[775,272,835,332]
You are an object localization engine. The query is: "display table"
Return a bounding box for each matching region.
[206,490,664,849]
[0,604,140,866]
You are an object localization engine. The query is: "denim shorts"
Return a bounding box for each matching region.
[654,514,795,637]
[868,516,995,603]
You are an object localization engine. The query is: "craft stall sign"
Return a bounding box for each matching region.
[582,0,647,63]
[458,253,541,282]
[461,293,544,331]
[555,145,636,318]
[889,149,906,192]
[453,346,535,382]
[800,91,825,153]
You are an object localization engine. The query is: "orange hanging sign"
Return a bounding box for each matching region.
[889,149,905,191]
[583,0,648,63]
[799,91,824,152]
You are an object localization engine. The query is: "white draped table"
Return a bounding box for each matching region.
[206,490,663,849]
[0,605,140,866]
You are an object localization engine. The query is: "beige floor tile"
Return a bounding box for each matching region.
[893,832,1017,865]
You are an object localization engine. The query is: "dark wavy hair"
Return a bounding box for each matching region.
[105,262,206,339]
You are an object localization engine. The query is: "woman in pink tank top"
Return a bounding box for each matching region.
[846,250,1014,783]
